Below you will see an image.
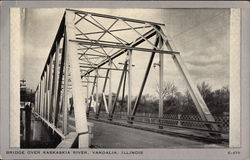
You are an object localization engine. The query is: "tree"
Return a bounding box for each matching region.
[197,81,213,100]
[182,90,197,114]
[152,81,230,116]
[156,82,178,100]
[182,81,213,114]
[210,85,229,115]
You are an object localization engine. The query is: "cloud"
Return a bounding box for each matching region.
[186,59,220,66]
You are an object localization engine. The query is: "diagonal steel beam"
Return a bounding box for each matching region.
[130,36,160,121]
[87,75,97,115]
[120,65,127,113]
[77,15,119,59]
[89,15,128,44]
[120,19,158,49]
[96,69,110,118]
[158,27,220,133]
[172,54,219,132]
[109,59,128,120]
[81,28,157,77]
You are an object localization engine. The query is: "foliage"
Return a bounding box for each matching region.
[131,81,229,116]
[156,82,178,100]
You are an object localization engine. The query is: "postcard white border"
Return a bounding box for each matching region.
[1,1,249,160]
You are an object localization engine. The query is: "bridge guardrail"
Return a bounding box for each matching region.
[89,111,229,134]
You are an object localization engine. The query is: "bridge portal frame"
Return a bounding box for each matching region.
[34,9,220,148]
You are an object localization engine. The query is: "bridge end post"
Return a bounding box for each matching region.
[65,10,89,148]
[156,26,221,137]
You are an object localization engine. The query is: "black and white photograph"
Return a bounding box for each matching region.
[1,1,249,159]
[18,8,231,149]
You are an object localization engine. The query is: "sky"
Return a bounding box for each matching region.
[19,8,230,97]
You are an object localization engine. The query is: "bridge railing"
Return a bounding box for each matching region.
[88,111,229,134]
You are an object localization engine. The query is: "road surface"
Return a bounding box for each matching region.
[90,120,223,148]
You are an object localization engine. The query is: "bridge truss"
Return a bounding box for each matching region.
[34,9,220,148]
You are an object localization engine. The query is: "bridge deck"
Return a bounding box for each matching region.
[29,113,228,148]
[56,114,228,147]
[89,120,224,148]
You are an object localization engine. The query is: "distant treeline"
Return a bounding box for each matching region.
[25,81,229,116]
[115,81,229,116]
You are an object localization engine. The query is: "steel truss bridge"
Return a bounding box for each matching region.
[34,9,227,148]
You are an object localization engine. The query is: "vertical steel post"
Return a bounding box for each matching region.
[49,55,54,122]
[51,43,60,124]
[63,35,68,135]
[44,71,47,119]
[55,36,66,127]
[120,66,127,113]
[65,10,89,147]
[86,76,89,112]
[87,75,97,115]
[43,69,46,119]
[36,91,38,112]
[40,77,43,117]
[54,40,63,126]
[38,82,42,114]
[41,76,45,117]
[127,50,132,116]
[34,91,37,112]
[44,71,48,119]
[40,76,43,117]
[158,35,164,129]
[37,89,40,113]
[35,87,37,113]
[43,71,46,118]
[36,91,39,113]
[108,60,112,113]
[37,89,39,113]
[95,70,99,115]
[45,64,50,120]
[35,91,37,112]
[47,55,53,121]
[96,69,110,117]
